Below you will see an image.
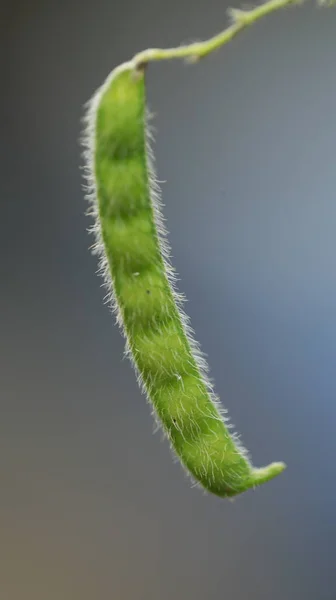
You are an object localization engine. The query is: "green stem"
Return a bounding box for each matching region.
[133,0,329,67]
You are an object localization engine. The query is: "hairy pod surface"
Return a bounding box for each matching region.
[84,61,285,498]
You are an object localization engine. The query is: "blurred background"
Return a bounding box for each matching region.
[2,0,336,598]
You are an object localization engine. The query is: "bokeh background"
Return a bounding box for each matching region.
[2,1,336,598]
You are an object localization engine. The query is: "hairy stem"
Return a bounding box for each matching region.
[134,0,330,66]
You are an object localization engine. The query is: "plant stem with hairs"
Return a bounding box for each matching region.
[133,0,333,67]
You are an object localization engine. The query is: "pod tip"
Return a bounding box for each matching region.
[251,461,286,487]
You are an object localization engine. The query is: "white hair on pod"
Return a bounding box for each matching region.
[81,60,259,496]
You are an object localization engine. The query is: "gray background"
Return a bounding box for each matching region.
[2,1,336,598]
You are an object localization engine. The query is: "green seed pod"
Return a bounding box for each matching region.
[83,60,285,498]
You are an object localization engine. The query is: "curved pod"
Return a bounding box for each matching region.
[84,61,285,498]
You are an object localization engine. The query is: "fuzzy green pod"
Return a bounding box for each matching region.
[83,60,285,498]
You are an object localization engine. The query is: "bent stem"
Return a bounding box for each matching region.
[134,0,333,67]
